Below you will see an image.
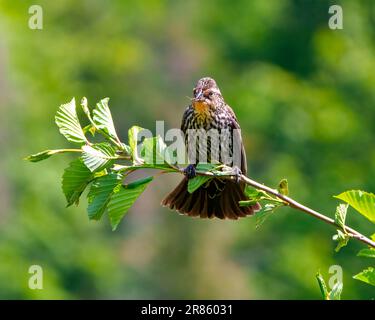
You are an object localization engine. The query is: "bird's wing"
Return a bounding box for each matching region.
[227,105,247,175]
[181,105,193,134]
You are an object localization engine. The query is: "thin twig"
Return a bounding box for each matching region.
[186,169,375,249]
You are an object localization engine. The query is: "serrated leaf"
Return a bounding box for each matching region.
[128,126,146,164]
[62,158,93,206]
[82,143,117,172]
[328,282,343,300]
[87,173,123,220]
[55,98,87,144]
[332,229,350,252]
[357,248,375,258]
[25,149,79,162]
[334,203,348,230]
[92,98,120,141]
[108,176,153,230]
[353,267,375,286]
[335,190,375,223]
[187,175,212,193]
[316,272,329,300]
[278,179,289,196]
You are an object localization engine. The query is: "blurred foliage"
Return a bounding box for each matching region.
[0,0,374,299]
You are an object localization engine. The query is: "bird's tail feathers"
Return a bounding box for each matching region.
[161,178,260,219]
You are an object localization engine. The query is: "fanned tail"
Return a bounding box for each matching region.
[161,178,261,219]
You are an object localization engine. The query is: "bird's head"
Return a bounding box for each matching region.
[192,77,223,113]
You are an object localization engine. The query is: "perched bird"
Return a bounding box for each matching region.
[162,77,260,219]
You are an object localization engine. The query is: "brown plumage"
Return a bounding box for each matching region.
[162,77,260,219]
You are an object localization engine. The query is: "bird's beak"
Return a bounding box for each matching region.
[194,88,203,100]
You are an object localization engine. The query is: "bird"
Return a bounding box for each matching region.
[162,77,260,219]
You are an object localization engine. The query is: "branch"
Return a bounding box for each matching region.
[26,97,375,246]
[190,169,375,249]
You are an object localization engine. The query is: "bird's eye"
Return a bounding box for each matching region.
[205,91,214,98]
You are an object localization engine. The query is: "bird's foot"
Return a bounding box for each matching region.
[184,164,196,179]
[231,166,242,183]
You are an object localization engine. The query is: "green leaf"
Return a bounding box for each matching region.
[188,175,212,193]
[25,150,56,162]
[62,158,93,206]
[210,165,240,177]
[353,267,375,286]
[255,204,277,229]
[126,176,154,188]
[244,187,267,201]
[108,176,153,230]
[81,98,97,136]
[316,272,329,300]
[82,143,117,172]
[92,98,120,141]
[334,203,348,230]
[334,190,375,223]
[55,98,88,144]
[80,97,90,116]
[128,126,146,164]
[121,143,132,155]
[357,248,375,258]
[196,163,219,172]
[278,178,289,196]
[25,149,80,162]
[82,124,96,136]
[239,199,259,207]
[332,229,350,252]
[328,282,343,300]
[87,173,123,220]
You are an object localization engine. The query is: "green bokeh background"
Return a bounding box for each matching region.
[0,0,374,299]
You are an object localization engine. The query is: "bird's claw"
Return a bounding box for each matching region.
[232,166,242,183]
[184,164,196,179]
